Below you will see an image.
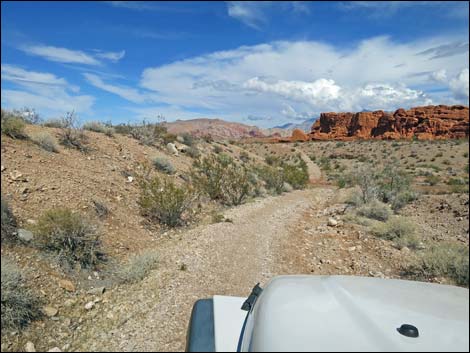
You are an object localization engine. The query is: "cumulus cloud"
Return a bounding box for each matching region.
[138,35,467,126]
[430,69,447,82]
[449,68,469,101]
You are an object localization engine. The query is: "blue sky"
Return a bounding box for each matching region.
[1,1,469,127]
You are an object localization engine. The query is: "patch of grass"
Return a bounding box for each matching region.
[1,258,42,331]
[115,251,159,284]
[83,121,115,137]
[42,118,67,128]
[356,199,392,221]
[181,133,195,146]
[153,157,175,174]
[186,147,201,159]
[1,196,17,242]
[407,242,469,287]
[372,216,415,241]
[139,175,197,227]
[30,132,59,153]
[34,208,104,269]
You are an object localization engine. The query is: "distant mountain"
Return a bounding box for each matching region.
[273,117,318,132]
[164,118,290,140]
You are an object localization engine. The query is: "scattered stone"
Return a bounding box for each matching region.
[282,182,293,192]
[42,306,58,317]
[17,229,34,242]
[84,301,95,310]
[167,143,179,155]
[59,279,76,292]
[25,342,36,352]
[327,218,338,227]
[10,171,24,181]
[1,165,5,172]
[47,348,61,352]
[348,246,356,252]
[127,176,134,183]
[26,219,37,225]
[64,299,76,308]
[87,286,106,295]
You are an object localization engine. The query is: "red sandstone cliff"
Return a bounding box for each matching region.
[309,105,469,140]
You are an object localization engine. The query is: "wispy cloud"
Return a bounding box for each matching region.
[416,42,469,60]
[83,73,153,104]
[94,49,126,62]
[18,44,125,65]
[104,1,196,13]
[1,65,94,115]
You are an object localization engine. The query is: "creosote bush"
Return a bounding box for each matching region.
[191,154,252,206]
[30,132,59,153]
[58,111,89,152]
[372,216,416,241]
[356,199,392,222]
[83,121,115,137]
[1,258,42,330]
[34,208,104,269]
[139,175,197,227]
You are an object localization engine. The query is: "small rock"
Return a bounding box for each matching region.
[19,186,29,194]
[10,171,23,181]
[87,287,106,295]
[25,341,36,352]
[84,301,95,310]
[42,306,58,317]
[59,279,75,292]
[18,229,34,242]
[64,299,76,308]
[26,219,37,225]
[167,143,179,155]
[327,218,338,227]
[348,246,356,252]
[47,348,61,352]
[401,246,410,253]
[1,165,5,172]
[127,176,134,183]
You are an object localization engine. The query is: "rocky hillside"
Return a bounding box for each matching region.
[164,118,289,140]
[309,105,469,140]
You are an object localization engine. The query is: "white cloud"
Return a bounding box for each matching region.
[83,73,151,104]
[1,65,94,116]
[449,68,469,101]
[138,35,468,126]
[19,44,125,65]
[430,69,447,82]
[94,50,126,62]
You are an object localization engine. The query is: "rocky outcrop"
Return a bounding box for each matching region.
[309,105,469,140]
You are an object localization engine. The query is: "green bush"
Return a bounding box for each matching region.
[356,200,392,221]
[191,154,252,205]
[153,157,175,174]
[410,242,469,287]
[1,258,42,330]
[424,174,440,186]
[139,176,197,227]
[1,111,27,139]
[353,165,378,203]
[372,216,415,241]
[181,133,195,146]
[116,251,159,284]
[282,158,309,190]
[129,121,168,146]
[31,132,59,153]
[34,208,104,269]
[1,196,17,242]
[256,165,285,195]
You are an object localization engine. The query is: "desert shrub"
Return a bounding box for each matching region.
[372,216,415,241]
[1,258,42,330]
[115,251,159,284]
[162,133,177,144]
[12,107,41,125]
[113,123,134,135]
[186,146,201,158]
[424,174,440,186]
[352,165,379,203]
[356,199,392,221]
[129,120,168,146]
[139,175,197,227]
[1,110,27,139]
[34,208,104,269]
[1,196,17,242]
[336,174,354,189]
[30,132,59,153]
[57,111,89,152]
[239,151,250,163]
[153,157,175,174]
[92,200,109,219]
[83,121,115,136]
[42,118,66,128]
[181,133,195,146]
[390,190,418,211]
[213,145,223,154]
[282,158,309,190]
[192,154,252,205]
[265,155,281,166]
[409,243,469,287]
[256,165,285,195]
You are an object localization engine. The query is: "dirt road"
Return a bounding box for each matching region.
[75,187,335,352]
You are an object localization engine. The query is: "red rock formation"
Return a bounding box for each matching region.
[309,105,469,140]
[290,128,309,142]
